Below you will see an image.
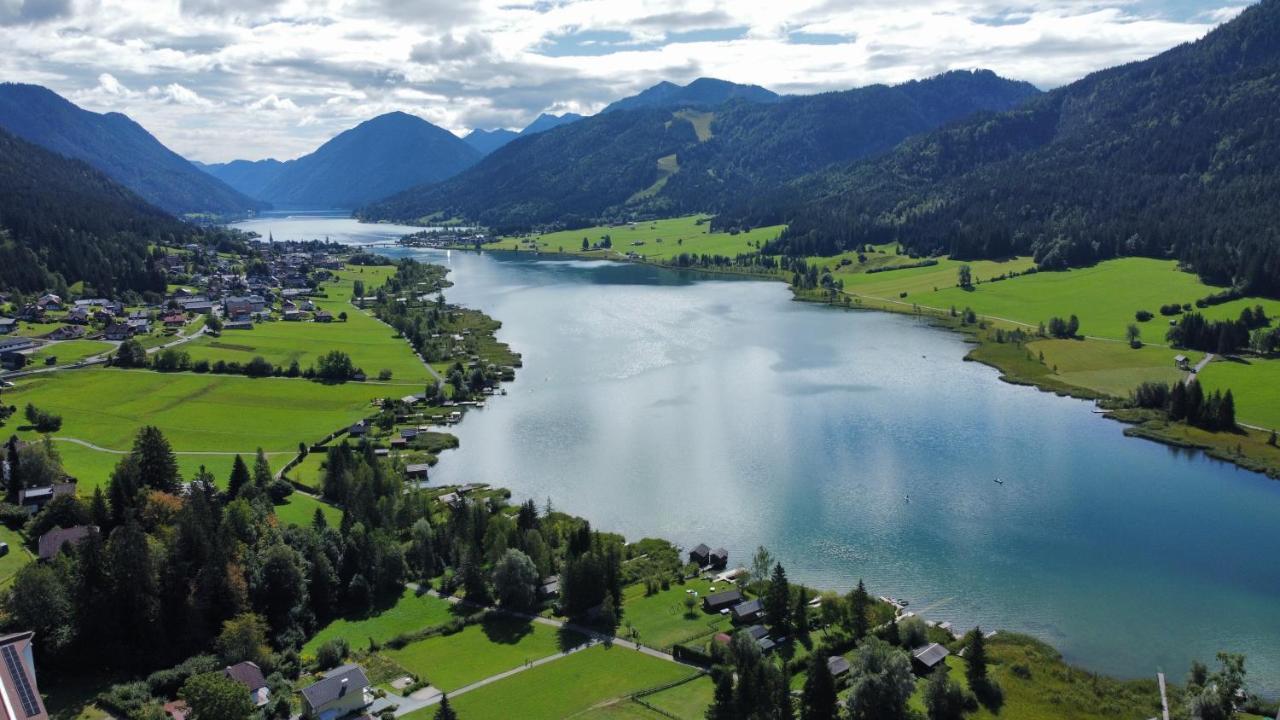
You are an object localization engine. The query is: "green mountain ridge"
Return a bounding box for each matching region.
[735,0,1280,296]
[358,70,1039,230]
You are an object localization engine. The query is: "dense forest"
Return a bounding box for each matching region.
[731,0,1280,297]
[0,83,263,217]
[0,127,244,295]
[358,71,1038,231]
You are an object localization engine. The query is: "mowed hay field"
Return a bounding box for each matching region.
[414,645,697,720]
[383,615,582,692]
[45,440,295,495]
[492,215,786,262]
[9,368,385,454]
[183,266,429,383]
[302,587,457,656]
[1199,357,1280,430]
[1029,340,1202,399]
[847,257,1280,342]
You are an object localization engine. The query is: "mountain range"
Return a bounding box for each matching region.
[199,112,482,209]
[359,70,1039,229]
[600,77,779,114]
[462,112,584,155]
[733,0,1280,296]
[0,83,262,217]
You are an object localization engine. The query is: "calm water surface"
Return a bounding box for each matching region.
[238,214,1280,692]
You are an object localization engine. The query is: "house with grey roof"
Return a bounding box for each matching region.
[300,664,370,720]
[37,526,96,562]
[911,643,950,674]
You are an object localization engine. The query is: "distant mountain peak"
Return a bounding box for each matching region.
[602,77,780,114]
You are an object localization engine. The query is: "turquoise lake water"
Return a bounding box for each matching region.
[238,213,1280,693]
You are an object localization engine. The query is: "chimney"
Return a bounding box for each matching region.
[340,677,348,697]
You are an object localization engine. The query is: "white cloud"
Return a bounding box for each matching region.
[0,0,1241,162]
[146,82,216,107]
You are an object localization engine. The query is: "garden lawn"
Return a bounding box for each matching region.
[1198,357,1280,430]
[413,644,697,720]
[383,615,583,691]
[1028,339,1200,399]
[639,675,715,719]
[621,578,733,650]
[274,492,342,529]
[303,588,457,656]
[29,340,114,366]
[286,451,329,491]
[493,215,785,262]
[0,525,33,588]
[9,368,385,453]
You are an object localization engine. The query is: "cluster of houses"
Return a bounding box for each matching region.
[691,543,957,684]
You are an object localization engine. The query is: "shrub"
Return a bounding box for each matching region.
[314,638,349,671]
[0,503,29,529]
[267,479,294,503]
[1135,310,1153,322]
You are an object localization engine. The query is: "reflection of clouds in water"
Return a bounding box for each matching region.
[649,395,693,408]
[786,382,881,396]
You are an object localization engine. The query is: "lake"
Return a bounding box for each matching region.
[239,213,1280,693]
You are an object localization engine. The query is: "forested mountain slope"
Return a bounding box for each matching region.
[360,70,1038,230]
[0,127,184,295]
[0,83,263,217]
[740,0,1280,296]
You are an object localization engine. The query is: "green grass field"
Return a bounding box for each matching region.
[844,257,1280,343]
[29,340,114,366]
[1198,357,1280,430]
[8,369,384,483]
[414,644,697,720]
[183,267,428,383]
[383,615,583,691]
[1029,339,1201,399]
[638,675,714,719]
[43,441,293,496]
[949,634,1159,720]
[302,588,458,656]
[491,215,785,263]
[621,579,732,650]
[274,492,342,529]
[285,451,328,491]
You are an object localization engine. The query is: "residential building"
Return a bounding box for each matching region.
[0,631,49,720]
[223,661,270,707]
[37,525,96,562]
[702,589,745,613]
[300,664,371,720]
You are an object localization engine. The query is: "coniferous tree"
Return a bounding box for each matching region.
[226,455,251,499]
[794,586,811,646]
[965,627,988,689]
[434,694,458,720]
[132,426,180,493]
[848,579,870,641]
[800,653,839,720]
[765,563,792,636]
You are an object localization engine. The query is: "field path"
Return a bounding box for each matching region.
[373,583,700,716]
[51,436,295,457]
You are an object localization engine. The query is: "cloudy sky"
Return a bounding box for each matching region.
[0,0,1247,162]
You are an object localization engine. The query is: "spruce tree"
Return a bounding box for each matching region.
[252,448,272,488]
[434,693,457,720]
[794,586,811,646]
[800,653,838,720]
[131,426,180,493]
[227,455,251,499]
[765,563,792,636]
[965,627,988,688]
[848,579,870,641]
